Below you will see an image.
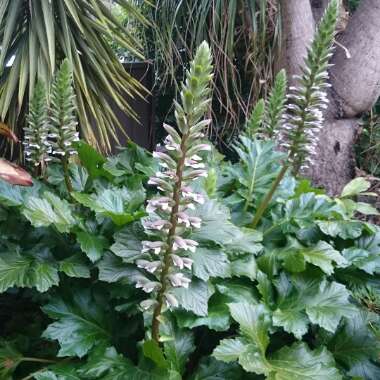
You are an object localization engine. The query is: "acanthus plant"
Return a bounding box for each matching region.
[251,0,339,228]
[135,41,213,343]
[23,59,79,191]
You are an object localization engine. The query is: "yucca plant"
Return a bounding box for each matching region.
[251,0,339,228]
[0,0,148,153]
[135,41,213,343]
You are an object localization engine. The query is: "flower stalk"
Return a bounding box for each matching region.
[49,59,79,192]
[251,0,339,228]
[135,42,213,343]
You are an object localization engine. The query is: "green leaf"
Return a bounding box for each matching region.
[231,255,257,280]
[72,186,145,226]
[162,318,195,374]
[143,340,168,369]
[74,141,108,179]
[190,358,247,380]
[34,364,81,380]
[213,338,246,363]
[268,342,342,380]
[284,193,338,230]
[59,254,91,278]
[189,247,231,281]
[305,280,354,333]
[341,177,371,198]
[173,279,213,317]
[110,226,143,263]
[42,290,112,358]
[0,180,26,206]
[215,279,259,306]
[97,252,141,284]
[175,293,231,332]
[317,220,364,239]
[226,138,285,211]
[228,303,270,355]
[280,238,347,275]
[343,247,380,275]
[0,249,58,293]
[23,192,76,233]
[238,343,269,375]
[355,202,380,216]
[76,231,108,262]
[70,165,89,192]
[273,275,354,336]
[79,346,175,380]
[191,200,262,253]
[327,310,380,373]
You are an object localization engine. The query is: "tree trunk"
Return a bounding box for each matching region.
[278,0,380,195]
[329,0,380,118]
[309,119,359,194]
[277,0,315,87]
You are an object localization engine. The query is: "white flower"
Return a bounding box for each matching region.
[155,170,177,180]
[143,219,171,232]
[140,299,158,310]
[164,135,181,151]
[147,176,171,192]
[146,197,173,213]
[153,151,176,168]
[136,279,161,293]
[168,273,191,288]
[181,186,205,204]
[185,155,205,169]
[142,241,166,255]
[171,254,193,270]
[177,212,201,228]
[165,293,179,308]
[173,236,198,252]
[136,260,161,273]
[185,169,208,179]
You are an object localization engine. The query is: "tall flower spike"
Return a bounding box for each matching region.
[276,0,339,175]
[49,59,79,159]
[265,69,287,138]
[137,42,213,343]
[24,81,52,171]
[49,59,79,191]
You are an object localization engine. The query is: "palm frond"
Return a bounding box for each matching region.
[0,0,149,154]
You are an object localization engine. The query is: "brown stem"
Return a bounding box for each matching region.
[62,156,73,192]
[21,357,57,364]
[151,133,189,343]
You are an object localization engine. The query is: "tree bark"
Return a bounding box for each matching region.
[277,0,315,87]
[329,0,380,118]
[278,0,380,195]
[309,119,359,194]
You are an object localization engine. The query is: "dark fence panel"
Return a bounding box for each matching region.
[95,61,155,155]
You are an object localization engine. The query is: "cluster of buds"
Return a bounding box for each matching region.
[48,59,79,159]
[135,42,213,339]
[276,0,338,174]
[24,81,52,167]
[23,59,79,169]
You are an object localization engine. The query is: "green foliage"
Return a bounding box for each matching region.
[1,41,380,380]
